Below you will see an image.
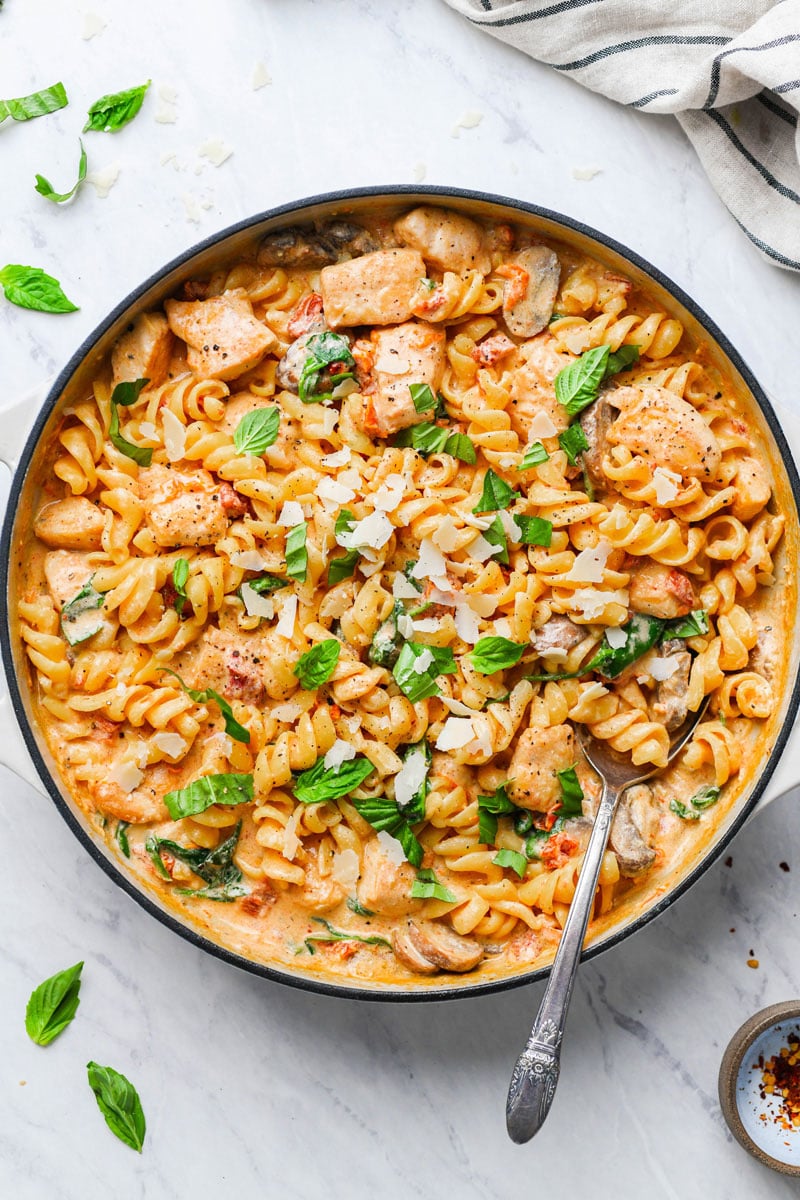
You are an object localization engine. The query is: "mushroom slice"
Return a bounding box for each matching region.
[391,927,439,975]
[651,638,691,732]
[502,246,560,338]
[582,784,656,877]
[579,396,619,489]
[258,226,338,269]
[406,920,483,973]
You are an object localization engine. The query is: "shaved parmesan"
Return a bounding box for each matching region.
[648,655,681,682]
[528,411,558,440]
[162,408,187,462]
[412,617,442,634]
[376,829,406,865]
[317,476,356,510]
[605,626,627,650]
[323,739,357,772]
[468,533,501,563]
[397,613,414,640]
[241,582,275,620]
[499,510,523,542]
[82,12,107,39]
[283,806,303,861]
[565,541,612,584]
[411,538,447,581]
[432,516,461,553]
[199,137,233,167]
[572,165,603,181]
[320,447,351,469]
[536,646,568,663]
[412,648,434,675]
[413,162,427,183]
[109,760,143,793]
[393,572,420,600]
[394,749,428,810]
[454,604,480,644]
[277,501,305,527]
[571,588,629,621]
[440,696,475,717]
[319,408,339,437]
[271,698,309,722]
[152,731,188,759]
[86,163,120,198]
[435,716,475,751]
[494,618,513,639]
[252,62,273,90]
[653,466,681,505]
[370,473,406,513]
[139,421,158,440]
[155,85,178,124]
[230,550,268,571]
[275,593,298,639]
[331,848,360,889]
[470,716,493,757]
[374,353,410,375]
[343,511,394,551]
[466,593,497,618]
[461,512,494,531]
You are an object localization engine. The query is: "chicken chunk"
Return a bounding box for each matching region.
[137,464,229,548]
[629,562,695,620]
[174,625,268,706]
[165,289,277,381]
[651,638,691,731]
[34,497,105,551]
[607,385,721,479]
[91,778,169,824]
[730,455,772,522]
[293,854,348,913]
[357,838,422,918]
[508,335,573,441]
[43,550,94,609]
[393,206,491,275]
[359,321,446,438]
[111,312,174,388]
[501,246,560,338]
[507,723,575,813]
[320,249,426,328]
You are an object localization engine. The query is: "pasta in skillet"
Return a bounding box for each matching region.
[18,203,788,982]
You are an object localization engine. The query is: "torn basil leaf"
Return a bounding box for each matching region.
[556,766,584,817]
[35,139,87,204]
[555,343,640,418]
[285,520,308,582]
[146,821,247,900]
[163,773,253,820]
[303,917,390,953]
[160,668,250,744]
[346,896,375,917]
[109,377,151,465]
[482,514,509,564]
[233,406,280,456]
[670,798,700,821]
[115,821,131,858]
[470,636,526,675]
[395,422,477,464]
[25,961,83,1046]
[392,642,457,703]
[293,639,340,689]
[61,578,105,645]
[244,572,286,594]
[587,613,664,679]
[0,264,78,313]
[84,80,151,133]
[293,754,375,805]
[558,423,590,466]
[0,81,68,124]
[409,382,437,413]
[298,332,355,402]
[478,784,516,846]
[605,344,640,376]
[351,796,423,867]
[493,848,527,879]
[86,1062,146,1152]
[519,441,549,470]
[398,739,432,824]
[410,867,457,903]
[328,509,360,585]
[663,610,709,639]
[369,601,404,668]
[514,515,553,547]
[688,785,721,810]
[473,468,519,514]
[172,558,189,616]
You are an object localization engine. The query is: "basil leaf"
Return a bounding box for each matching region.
[245,572,286,594]
[160,668,250,744]
[558,423,590,466]
[402,560,423,592]
[470,636,525,675]
[392,642,457,703]
[409,382,437,413]
[293,754,375,805]
[689,784,721,810]
[233,407,280,455]
[482,514,509,564]
[473,468,519,513]
[556,766,584,817]
[148,822,247,899]
[163,773,253,819]
[587,613,664,680]
[0,264,78,313]
[293,639,340,689]
[298,332,355,402]
[493,848,528,878]
[285,521,308,582]
[520,441,549,470]
[84,81,151,133]
[351,797,424,867]
[145,835,172,879]
[346,896,375,917]
[514,515,553,547]
[478,783,516,845]
[605,344,640,376]
[86,1063,146,1152]
[109,377,152,465]
[35,140,87,204]
[411,867,457,903]
[25,961,83,1046]
[399,740,432,824]
[172,558,189,615]
[369,601,404,668]
[0,81,68,124]
[555,345,611,417]
[61,578,105,645]
[303,917,390,953]
[664,610,709,639]
[115,821,131,858]
[327,548,359,585]
[396,421,448,454]
[513,809,534,836]
[525,827,552,859]
[670,798,700,821]
[445,431,476,463]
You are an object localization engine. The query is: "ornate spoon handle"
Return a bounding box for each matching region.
[505,780,621,1143]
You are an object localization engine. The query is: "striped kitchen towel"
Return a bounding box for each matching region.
[442,0,800,271]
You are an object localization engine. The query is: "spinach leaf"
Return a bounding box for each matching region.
[346,896,375,917]
[663,610,709,639]
[115,821,131,858]
[163,773,253,820]
[25,961,83,1046]
[298,332,355,402]
[303,917,390,954]
[558,423,590,466]
[409,383,437,413]
[520,441,549,470]
[293,755,375,804]
[411,867,456,903]
[233,407,280,455]
[670,798,700,821]
[398,739,432,824]
[514,515,553,547]
[285,521,308,582]
[0,264,78,313]
[470,636,526,675]
[0,81,68,124]
[556,766,584,817]
[86,1063,146,1152]
[35,139,87,204]
[493,848,527,878]
[369,601,404,668]
[84,81,151,133]
[689,784,721,810]
[586,614,664,679]
[293,639,340,689]
[61,578,105,645]
[244,572,286,594]
[392,642,457,703]
[351,796,423,867]
[172,558,189,616]
[109,377,151,465]
[146,821,247,900]
[160,668,250,744]
[478,783,516,846]
[482,514,509,564]
[473,468,519,513]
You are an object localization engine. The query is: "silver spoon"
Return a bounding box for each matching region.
[505,701,709,1144]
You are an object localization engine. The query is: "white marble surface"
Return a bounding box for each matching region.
[2,1,800,1196]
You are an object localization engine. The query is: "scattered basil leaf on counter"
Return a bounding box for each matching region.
[670,798,700,821]
[0,264,78,313]
[556,766,584,817]
[298,332,355,402]
[493,848,528,879]
[84,80,151,133]
[558,423,590,466]
[233,406,280,456]
[109,377,152,465]
[0,81,68,124]
[163,772,254,819]
[293,639,341,689]
[392,642,457,703]
[285,521,308,582]
[160,668,250,744]
[25,961,83,1046]
[351,796,423,867]
[146,822,247,900]
[346,896,375,917]
[514,515,553,547]
[35,139,87,204]
[115,821,131,858]
[60,578,105,645]
[470,636,526,675]
[409,382,437,414]
[293,755,375,805]
[411,868,457,903]
[664,610,709,639]
[478,784,516,846]
[482,514,509,564]
[87,1062,146,1152]
[473,468,519,513]
[688,785,721,810]
[519,441,549,470]
[172,558,189,615]
[244,572,286,594]
[303,917,390,954]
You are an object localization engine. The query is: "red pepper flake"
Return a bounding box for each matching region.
[758,1032,800,1130]
[780,862,791,873]
[724,856,733,868]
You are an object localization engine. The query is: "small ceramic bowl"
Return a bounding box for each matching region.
[719,1002,800,1175]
